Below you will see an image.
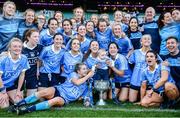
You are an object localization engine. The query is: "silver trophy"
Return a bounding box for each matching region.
[94,80,109,106]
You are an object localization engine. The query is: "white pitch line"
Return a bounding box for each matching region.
[54,107,180,113]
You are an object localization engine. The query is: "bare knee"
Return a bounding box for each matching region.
[119,96,128,102]
[165,82,179,100]
[49,97,64,106]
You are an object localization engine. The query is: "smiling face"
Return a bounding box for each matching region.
[78,25,86,36]
[62,20,72,33]
[166,38,179,54]
[71,39,80,52]
[109,43,118,57]
[172,9,180,21]
[112,24,122,37]
[48,19,58,33]
[74,8,84,21]
[90,15,98,26]
[25,10,35,24]
[162,12,173,25]
[77,64,88,77]
[53,34,64,48]
[129,18,138,31]
[90,41,99,54]
[86,21,94,33]
[145,7,155,22]
[146,52,157,66]
[9,40,22,56]
[141,35,152,47]
[54,12,63,22]
[3,3,16,17]
[98,21,107,32]
[114,11,123,22]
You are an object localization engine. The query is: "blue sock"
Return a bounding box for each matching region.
[24,93,39,104]
[35,101,50,111]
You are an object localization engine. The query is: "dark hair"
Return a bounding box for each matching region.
[166,36,179,42]
[77,24,86,32]
[97,18,108,31]
[47,18,58,25]
[23,29,39,42]
[70,38,80,48]
[62,19,73,26]
[85,21,95,29]
[146,50,160,64]
[74,63,86,73]
[108,42,119,50]
[53,33,64,40]
[158,11,170,30]
[82,40,99,62]
[127,17,139,37]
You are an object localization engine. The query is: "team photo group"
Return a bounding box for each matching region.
[0,1,180,115]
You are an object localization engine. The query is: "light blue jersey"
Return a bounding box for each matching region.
[39,29,54,46]
[95,27,112,50]
[141,21,161,53]
[159,22,180,55]
[55,72,88,103]
[0,54,30,88]
[65,36,90,54]
[84,54,97,69]
[39,45,65,73]
[17,21,38,40]
[57,28,77,45]
[61,51,83,77]
[112,54,131,83]
[129,49,147,87]
[111,36,133,56]
[0,17,22,53]
[141,64,175,93]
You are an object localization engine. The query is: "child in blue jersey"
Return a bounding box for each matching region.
[128,34,152,102]
[38,33,66,90]
[61,38,83,78]
[0,1,22,53]
[17,9,38,40]
[58,19,77,45]
[85,21,97,41]
[22,29,43,96]
[158,11,180,56]
[111,23,134,57]
[66,25,90,54]
[9,63,94,115]
[0,38,30,108]
[39,18,58,46]
[141,7,161,53]
[126,17,142,50]
[140,50,176,107]
[108,42,131,102]
[93,49,110,81]
[95,18,112,50]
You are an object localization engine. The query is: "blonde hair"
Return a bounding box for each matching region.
[97,49,106,56]
[3,1,16,15]
[7,37,23,51]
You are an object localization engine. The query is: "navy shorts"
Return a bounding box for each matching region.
[115,82,130,88]
[6,78,23,92]
[130,84,140,91]
[25,76,38,89]
[53,87,66,105]
[38,73,66,87]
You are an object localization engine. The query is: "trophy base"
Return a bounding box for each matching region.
[96,99,106,106]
